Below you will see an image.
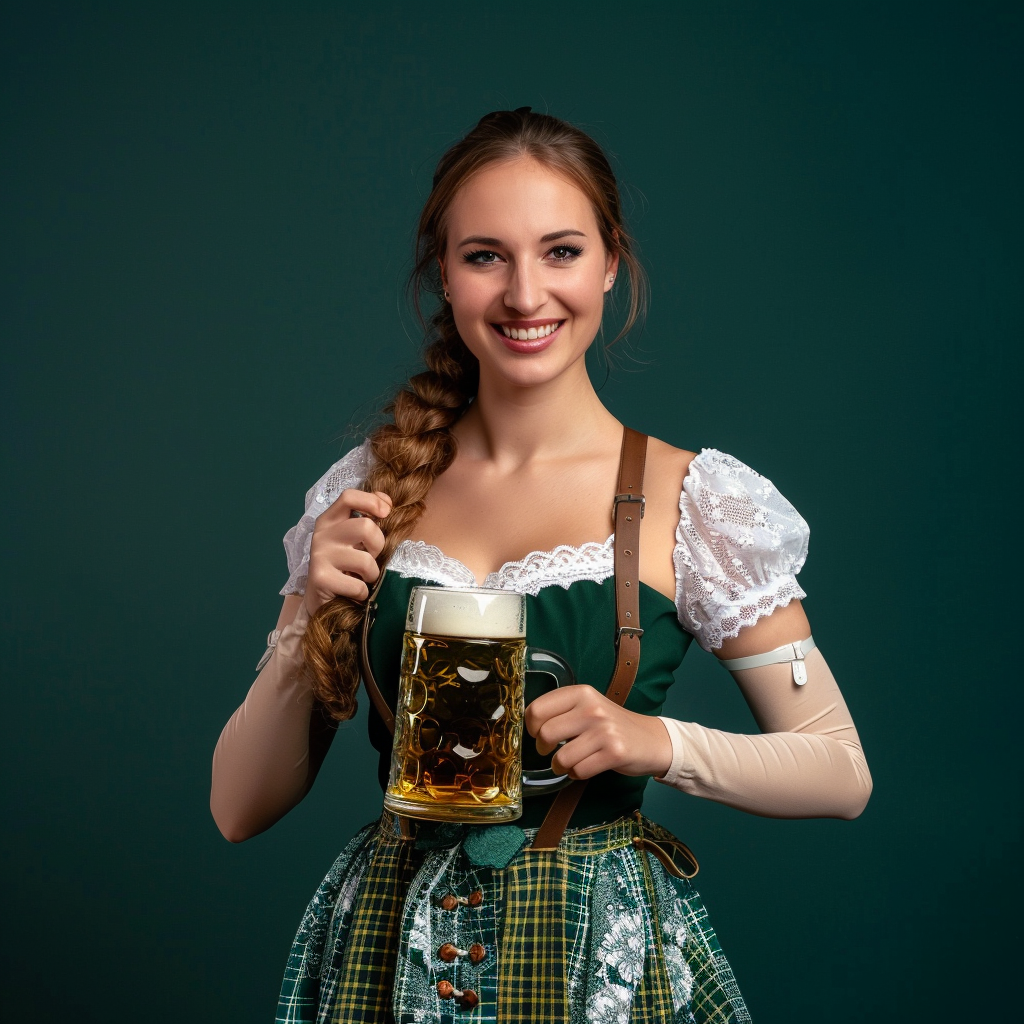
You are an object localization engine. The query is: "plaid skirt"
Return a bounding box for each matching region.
[276,812,751,1024]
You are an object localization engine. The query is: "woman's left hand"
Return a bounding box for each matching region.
[525,685,673,780]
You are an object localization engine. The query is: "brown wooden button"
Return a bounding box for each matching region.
[436,980,455,999]
[468,942,486,963]
[438,943,459,963]
[467,890,484,906]
[439,894,458,911]
[459,989,480,1009]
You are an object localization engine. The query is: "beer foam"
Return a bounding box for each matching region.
[406,586,526,639]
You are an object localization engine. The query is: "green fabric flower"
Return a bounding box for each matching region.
[463,825,527,869]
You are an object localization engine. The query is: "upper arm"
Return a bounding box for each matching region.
[276,593,305,631]
[715,599,811,660]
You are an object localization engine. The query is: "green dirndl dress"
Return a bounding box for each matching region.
[275,559,752,1024]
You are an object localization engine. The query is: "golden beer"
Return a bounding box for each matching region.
[384,586,573,823]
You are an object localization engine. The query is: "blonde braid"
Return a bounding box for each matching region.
[301,307,477,721]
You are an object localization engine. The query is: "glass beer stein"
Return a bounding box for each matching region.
[384,585,575,823]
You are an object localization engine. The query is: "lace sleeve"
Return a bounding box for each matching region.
[279,440,372,596]
[673,449,810,651]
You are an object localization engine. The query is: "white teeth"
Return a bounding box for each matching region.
[500,322,561,341]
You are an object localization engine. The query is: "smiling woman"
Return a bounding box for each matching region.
[443,159,615,378]
[210,108,871,1024]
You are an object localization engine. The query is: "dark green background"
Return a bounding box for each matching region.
[3,2,1019,1020]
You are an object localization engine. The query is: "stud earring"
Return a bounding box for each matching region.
[444,289,450,301]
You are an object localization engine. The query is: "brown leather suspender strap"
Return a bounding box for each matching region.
[530,427,649,851]
[360,570,394,733]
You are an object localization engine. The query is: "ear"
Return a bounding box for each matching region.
[603,240,620,294]
[437,257,447,290]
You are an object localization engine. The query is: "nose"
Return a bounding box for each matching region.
[503,260,545,315]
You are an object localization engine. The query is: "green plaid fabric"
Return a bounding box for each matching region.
[276,814,750,1024]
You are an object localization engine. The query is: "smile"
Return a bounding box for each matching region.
[490,319,565,353]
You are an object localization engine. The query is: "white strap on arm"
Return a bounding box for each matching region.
[719,635,816,685]
[255,629,282,672]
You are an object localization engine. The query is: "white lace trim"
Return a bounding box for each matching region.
[388,537,615,595]
[280,444,810,649]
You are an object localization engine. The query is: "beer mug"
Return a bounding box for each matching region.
[384,585,575,823]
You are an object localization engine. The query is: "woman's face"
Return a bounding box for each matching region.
[442,156,618,391]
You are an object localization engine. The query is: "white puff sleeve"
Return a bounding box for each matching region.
[279,441,373,596]
[674,449,809,651]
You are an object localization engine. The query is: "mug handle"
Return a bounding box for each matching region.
[522,647,576,796]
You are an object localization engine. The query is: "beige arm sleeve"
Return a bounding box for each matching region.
[655,647,872,819]
[210,603,337,842]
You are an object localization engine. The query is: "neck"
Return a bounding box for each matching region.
[453,357,621,468]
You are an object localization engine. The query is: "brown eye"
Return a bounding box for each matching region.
[549,244,584,262]
[463,249,501,264]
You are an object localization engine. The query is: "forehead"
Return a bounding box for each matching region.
[446,156,598,242]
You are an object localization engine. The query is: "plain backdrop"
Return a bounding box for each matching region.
[3,2,1020,1021]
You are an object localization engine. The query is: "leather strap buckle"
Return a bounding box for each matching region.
[613,492,645,518]
[616,626,644,645]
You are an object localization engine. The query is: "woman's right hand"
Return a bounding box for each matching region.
[303,489,393,617]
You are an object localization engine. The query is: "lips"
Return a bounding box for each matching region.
[490,319,564,354]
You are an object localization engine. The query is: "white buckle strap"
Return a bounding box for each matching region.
[255,628,281,672]
[720,635,816,685]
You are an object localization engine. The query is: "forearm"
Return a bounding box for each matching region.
[210,603,336,841]
[655,649,872,819]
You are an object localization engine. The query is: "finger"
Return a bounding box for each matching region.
[550,731,607,778]
[307,565,370,604]
[333,488,392,521]
[533,708,589,756]
[343,515,388,558]
[524,685,593,737]
[336,548,381,584]
[561,749,615,781]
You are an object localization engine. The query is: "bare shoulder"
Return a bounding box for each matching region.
[636,435,699,600]
[645,435,698,482]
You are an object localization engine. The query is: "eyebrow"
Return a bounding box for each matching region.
[456,229,587,247]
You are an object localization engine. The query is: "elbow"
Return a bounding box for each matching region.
[837,768,873,820]
[210,795,262,844]
[218,822,256,844]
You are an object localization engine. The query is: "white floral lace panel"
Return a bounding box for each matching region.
[388,537,616,595]
[674,449,809,652]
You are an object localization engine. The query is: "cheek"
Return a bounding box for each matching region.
[451,272,499,315]
[567,272,609,317]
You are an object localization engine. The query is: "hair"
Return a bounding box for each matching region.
[302,107,648,720]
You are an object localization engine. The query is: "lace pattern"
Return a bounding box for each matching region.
[388,537,615,594]
[280,443,809,648]
[674,449,809,651]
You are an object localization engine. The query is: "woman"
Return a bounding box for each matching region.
[211,108,872,1024]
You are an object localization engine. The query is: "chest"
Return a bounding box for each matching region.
[409,448,686,601]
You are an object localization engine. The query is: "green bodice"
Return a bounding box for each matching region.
[365,567,694,829]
